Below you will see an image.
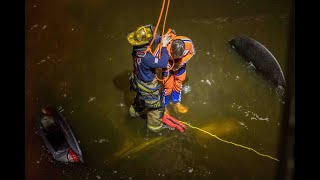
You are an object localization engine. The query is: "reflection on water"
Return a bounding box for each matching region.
[26,0,292,179]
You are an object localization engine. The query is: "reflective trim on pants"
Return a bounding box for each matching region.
[146,108,163,132]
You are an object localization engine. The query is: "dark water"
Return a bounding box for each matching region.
[25,0,293,179]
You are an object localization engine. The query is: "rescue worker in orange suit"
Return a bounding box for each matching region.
[155,34,195,114]
[127,24,172,132]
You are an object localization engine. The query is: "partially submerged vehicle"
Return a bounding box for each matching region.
[38,106,83,163]
[229,36,286,95]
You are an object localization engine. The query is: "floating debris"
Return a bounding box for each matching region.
[37,59,46,64]
[189,168,193,173]
[237,121,249,130]
[247,62,256,69]
[232,102,269,121]
[42,25,47,29]
[205,80,211,86]
[182,85,191,94]
[88,97,96,103]
[99,139,108,143]
[117,103,125,107]
[96,175,101,179]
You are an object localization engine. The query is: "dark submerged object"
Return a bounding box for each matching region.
[229,36,286,94]
[38,106,83,162]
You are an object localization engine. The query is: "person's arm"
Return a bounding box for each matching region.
[144,48,169,68]
[143,34,172,68]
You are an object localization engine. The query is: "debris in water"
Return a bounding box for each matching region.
[88,97,96,102]
[189,168,193,173]
[182,85,191,94]
[96,175,101,179]
[235,76,239,80]
[206,80,211,86]
[113,171,117,174]
[237,121,249,130]
[117,103,125,107]
[97,139,109,143]
[42,25,47,29]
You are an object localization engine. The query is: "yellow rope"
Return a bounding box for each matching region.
[179,121,279,162]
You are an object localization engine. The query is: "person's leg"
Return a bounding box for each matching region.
[162,72,174,114]
[172,69,188,113]
[129,93,145,118]
[146,107,164,132]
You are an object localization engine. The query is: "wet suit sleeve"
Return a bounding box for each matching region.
[143,48,169,69]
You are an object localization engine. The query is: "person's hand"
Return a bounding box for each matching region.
[162,34,172,47]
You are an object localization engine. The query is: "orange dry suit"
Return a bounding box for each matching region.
[154,35,195,106]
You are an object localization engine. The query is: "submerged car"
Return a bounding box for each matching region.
[38,106,83,163]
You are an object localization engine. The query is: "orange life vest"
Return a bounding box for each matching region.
[153,35,195,69]
[167,36,195,66]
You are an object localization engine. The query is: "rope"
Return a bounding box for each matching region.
[179,121,279,162]
[144,0,174,82]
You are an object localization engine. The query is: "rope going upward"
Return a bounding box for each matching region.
[145,0,174,82]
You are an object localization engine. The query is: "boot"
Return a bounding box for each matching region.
[164,107,170,115]
[173,102,188,113]
[129,105,140,118]
[161,124,175,131]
